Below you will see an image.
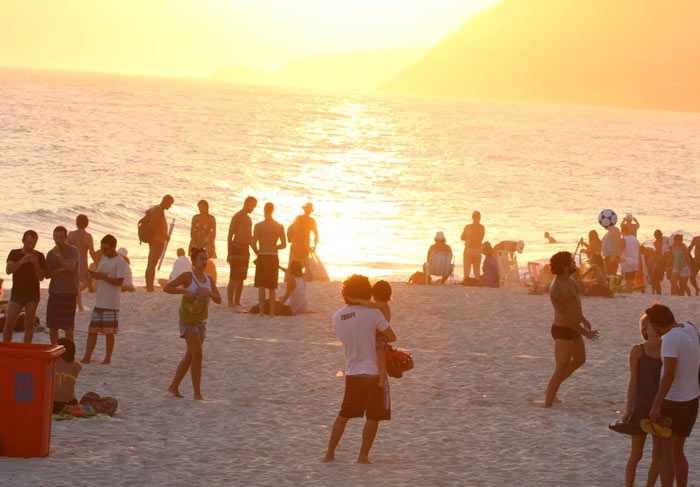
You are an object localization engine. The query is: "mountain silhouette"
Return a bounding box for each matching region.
[381,0,700,111]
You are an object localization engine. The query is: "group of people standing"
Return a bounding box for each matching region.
[583,213,699,296]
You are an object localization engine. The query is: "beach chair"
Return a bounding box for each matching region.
[524,262,546,294]
[496,250,520,287]
[425,252,455,285]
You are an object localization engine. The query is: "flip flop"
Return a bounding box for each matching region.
[640,417,672,437]
[608,420,639,435]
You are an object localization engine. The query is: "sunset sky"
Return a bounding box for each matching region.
[0,0,497,78]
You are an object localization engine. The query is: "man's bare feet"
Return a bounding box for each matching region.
[81,357,91,364]
[553,396,563,404]
[323,453,335,463]
[356,457,372,464]
[194,394,204,401]
[168,386,183,398]
[101,359,111,364]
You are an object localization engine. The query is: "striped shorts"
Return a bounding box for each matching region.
[89,307,119,335]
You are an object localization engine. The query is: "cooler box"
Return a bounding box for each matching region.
[0,342,65,457]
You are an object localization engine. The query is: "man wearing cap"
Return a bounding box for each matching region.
[424,232,454,284]
[287,202,319,271]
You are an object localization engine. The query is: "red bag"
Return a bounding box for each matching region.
[386,346,414,378]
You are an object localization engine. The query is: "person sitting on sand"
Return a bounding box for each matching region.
[53,337,82,414]
[278,260,309,316]
[82,235,126,365]
[165,248,221,400]
[252,202,286,317]
[620,314,662,487]
[325,274,396,464]
[3,230,46,344]
[577,257,612,297]
[158,248,191,289]
[67,214,97,311]
[544,251,599,408]
[117,248,135,292]
[479,242,499,288]
[424,232,453,284]
[544,232,558,244]
[493,240,525,254]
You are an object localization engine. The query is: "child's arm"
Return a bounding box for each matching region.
[377,302,391,322]
[622,345,642,421]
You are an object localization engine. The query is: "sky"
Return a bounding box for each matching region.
[0,0,497,78]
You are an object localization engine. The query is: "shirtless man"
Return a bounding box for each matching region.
[227,196,257,309]
[67,214,97,311]
[252,203,286,316]
[145,195,174,292]
[287,202,319,271]
[602,221,622,276]
[544,251,599,408]
[461,211,485,281]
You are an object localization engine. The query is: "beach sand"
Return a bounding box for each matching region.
[1,282,699,486]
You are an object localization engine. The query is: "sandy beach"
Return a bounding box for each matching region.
[0,282,697,485]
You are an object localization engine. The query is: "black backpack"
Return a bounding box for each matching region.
[137,209,153,244]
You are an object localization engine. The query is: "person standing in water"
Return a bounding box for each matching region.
[46,226,80,344]
[165,248,221,400]
[226,196,257,310]
[461,211,485,281]
[252,202,286,317]
[67,214,97,311]
[287,202,319,271]
[82,235,126,365]
[145,195,174,292]
[3,230,46,343]
[544,251,599,408]
[189,199,216,259]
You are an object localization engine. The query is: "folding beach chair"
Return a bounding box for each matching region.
[524,262,546,294]
[425,252,455,285]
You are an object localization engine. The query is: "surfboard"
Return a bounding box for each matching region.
[157,218,175,271]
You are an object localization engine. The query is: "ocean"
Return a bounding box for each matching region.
[1,68,699,286]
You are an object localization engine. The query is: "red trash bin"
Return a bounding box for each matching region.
[0,342,65,457]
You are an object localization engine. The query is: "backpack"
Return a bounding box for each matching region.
[386,345,414,378]
[137,209,153,244]
[409,271,430,285]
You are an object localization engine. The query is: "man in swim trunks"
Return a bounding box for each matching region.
[461,211,485,281]
[602,221,622,276]
[544,251,599,408]
[227,196,257,310]
[145,195,174,292]
[287,202,318,272]
[251,202,286,316]
[45,226,80,344]
[688,235,700,296]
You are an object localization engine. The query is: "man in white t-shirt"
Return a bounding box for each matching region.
[324,274,396,464]
[648,303,700,487]
[81,234,126,365]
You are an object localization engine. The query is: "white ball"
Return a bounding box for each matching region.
[598,209,618,228]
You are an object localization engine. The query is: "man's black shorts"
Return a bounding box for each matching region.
[661,397,699,437]
[339,375,390,421]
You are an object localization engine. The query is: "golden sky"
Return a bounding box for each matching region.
[0,0,497,78]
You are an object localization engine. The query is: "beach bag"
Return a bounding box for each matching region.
[80,392,119,416]
[306,252,329,282]
[409,271,430,285]
[137,210,153,244]
[386,345,414,379]
[179,273,208,324]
